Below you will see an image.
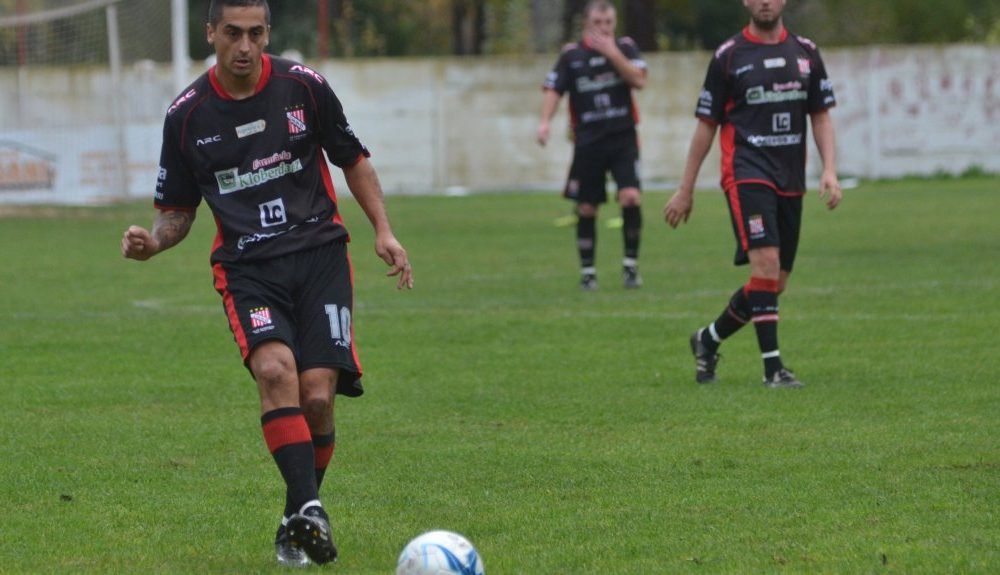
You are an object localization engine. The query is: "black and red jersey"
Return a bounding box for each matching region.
[155,54,369,263]
[543,37,646,147]
[697,28,835,195]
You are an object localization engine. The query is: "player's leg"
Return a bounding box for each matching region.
[611,129,643,288]
[572,144,608,290]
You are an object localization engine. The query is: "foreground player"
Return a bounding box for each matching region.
[537,0,647,290]
[121,0,413,566]
[663,0,841,388]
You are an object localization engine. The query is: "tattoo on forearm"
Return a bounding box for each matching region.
[153,210,195,250]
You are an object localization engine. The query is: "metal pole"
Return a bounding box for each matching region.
[172,0,190,94]
[107,3,129,198]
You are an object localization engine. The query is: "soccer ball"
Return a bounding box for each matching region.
[395,530,485,575]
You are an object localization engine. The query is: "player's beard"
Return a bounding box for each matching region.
[751,11,782,31]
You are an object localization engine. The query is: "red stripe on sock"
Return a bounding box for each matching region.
[262,414,312,454]
[746,277,779,293]
[314,443,335,470]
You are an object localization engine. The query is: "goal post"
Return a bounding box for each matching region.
[0,0,177,205]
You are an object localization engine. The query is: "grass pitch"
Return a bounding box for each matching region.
[0,177,997,574]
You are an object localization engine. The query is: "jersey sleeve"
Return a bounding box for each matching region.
[807,49,836,113]
[618,38,647,71]
[695,52,728,122]
[153,118,200,210]
[313,80,370,168]
[543,52,571,94]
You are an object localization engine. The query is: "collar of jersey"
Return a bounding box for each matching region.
[742,26,788,45]
[209,53,272,100]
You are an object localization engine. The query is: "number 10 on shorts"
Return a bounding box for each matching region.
[325,304,353,347]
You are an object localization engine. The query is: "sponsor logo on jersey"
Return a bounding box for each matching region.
[289,64,325,84]
[235,119,266,139]
[764,57,786,69]
[287,109,307,135]
[156,166,167,189]
[167,89,196,115]
[589,56,607,67]
[772,112,792,132]
[258,198,287,228]
[746,85,807,105]
[747,133,803,147]
[252,151,293,171]
[196,134,222,146]
[214,158,304,195]
[735,64,755,76]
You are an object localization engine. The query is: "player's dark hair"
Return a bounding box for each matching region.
[583,0,614,17]
[208,0,270,27]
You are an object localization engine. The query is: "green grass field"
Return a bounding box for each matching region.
[1,177,998,574]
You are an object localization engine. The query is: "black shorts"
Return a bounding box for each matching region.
[563,129,641,204]
[725,182,803,272]
[212,240,364,397]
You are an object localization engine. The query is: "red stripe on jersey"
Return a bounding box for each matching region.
[212,263,251,360]
[262,413,312,454]
[318,157,345,230]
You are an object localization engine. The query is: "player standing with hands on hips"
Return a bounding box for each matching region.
[663,0,841,388]
[538,0,648,291]
[121,0,413,566]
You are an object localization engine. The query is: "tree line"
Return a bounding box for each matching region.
[182,0,1000,59]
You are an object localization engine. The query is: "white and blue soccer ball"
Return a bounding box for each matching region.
[395,530,485,575]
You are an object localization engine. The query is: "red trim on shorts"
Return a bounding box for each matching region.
[726,184,748,252]
[345,250,364,375]
[262,412,312,454]
[212,263,250,360]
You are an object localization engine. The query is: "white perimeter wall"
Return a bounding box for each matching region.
[1,45,998,204]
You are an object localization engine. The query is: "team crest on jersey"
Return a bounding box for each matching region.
[798,58,811,75]
[287,108,307,135]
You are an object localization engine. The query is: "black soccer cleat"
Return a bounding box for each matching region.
[580,272,599,291]
[689,329,720,384]
[286,506,338,565]
[623,265,642,289]
[763,368,804,389]
[274,523,310,568]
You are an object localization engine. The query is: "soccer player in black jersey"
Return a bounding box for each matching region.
[120,0,413,566]
[663,0,842,388]
[538,0,647,291]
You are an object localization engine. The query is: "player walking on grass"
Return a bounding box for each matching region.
[537,0,647,291]
[663,0,841,388]
[121,0,413,566]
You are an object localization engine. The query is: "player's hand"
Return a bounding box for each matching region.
[818,170,842,210]
[585,31,618,57]
[121,225,160,261]
[376,234,413,290]
[536,123,550,147]
[663,190,693,228]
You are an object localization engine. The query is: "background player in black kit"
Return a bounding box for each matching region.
[663,0,841,388]
[537,0,647,291]
[121,0,413,567]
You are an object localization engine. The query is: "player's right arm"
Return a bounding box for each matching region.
[537,88,562,147]
[664,119,717,228]
[121,209,196,261]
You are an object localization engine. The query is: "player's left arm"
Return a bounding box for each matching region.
[810,109,842,210]
[342,157,413,289]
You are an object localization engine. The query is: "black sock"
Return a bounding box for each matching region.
[700,287,751,352]
[577,214,596,269]
[746,278,783,377]
[261,407,319,517]
[622,205,642,260]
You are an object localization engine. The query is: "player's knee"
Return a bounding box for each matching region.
[577,203,598,218]
[301,395,332,422]
[618,188,641,206]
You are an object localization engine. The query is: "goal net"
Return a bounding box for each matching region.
[0,0,174,204]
